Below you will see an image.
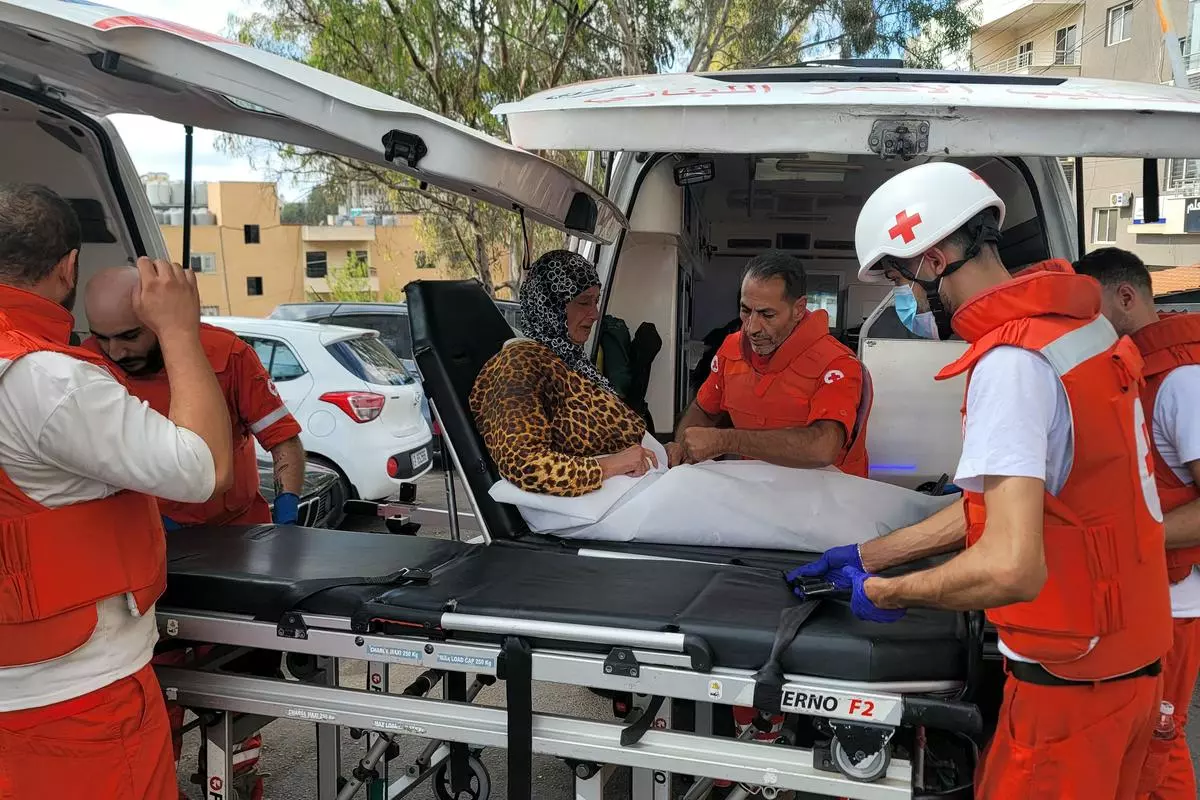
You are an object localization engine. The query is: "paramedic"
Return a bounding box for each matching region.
[884,268,943,339]
[668,251,870,477]
[0,184,233,799]
[83,265,306,529]
[797,162,1172,799]
[471,250,656,498]
[83,265,305,800]
[1074,247,1200,800]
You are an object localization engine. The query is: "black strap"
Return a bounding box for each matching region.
[620,695,666,747]
[254,568,431,623]
[1009,658,1162,687]
[500,636,533,800]
[751,600,822,711]
[445,673,472,795]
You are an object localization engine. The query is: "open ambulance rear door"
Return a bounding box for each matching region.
[0,0,625,244]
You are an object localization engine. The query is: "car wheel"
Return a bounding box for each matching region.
[306,453,356,507]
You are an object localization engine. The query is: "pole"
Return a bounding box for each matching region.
[182,124,194,269]
[1156,0,1189,87]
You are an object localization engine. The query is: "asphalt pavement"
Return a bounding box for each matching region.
[176,470,1200,799]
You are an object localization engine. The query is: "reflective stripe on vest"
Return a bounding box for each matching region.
[939,272,1172,681]
[1132,313,1200,583]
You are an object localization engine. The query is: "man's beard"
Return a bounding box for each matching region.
[60,284,77,313]
[118,343,165,377]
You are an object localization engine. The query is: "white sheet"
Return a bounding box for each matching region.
[488,435,958,551]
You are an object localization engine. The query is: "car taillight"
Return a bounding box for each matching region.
[386,456,401,478]
[320,391,385,423]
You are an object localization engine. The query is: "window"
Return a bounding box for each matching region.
[305,251,328,279]
[247,276,263,296]
[1107,3,1134,46]
[326,335,414,386]
[1167,157,1200,190]
[331,312,413,360]
[807,273,841,328]
[348,249,369,265]
[242,336,307,381]
[243,224,261,244]
[1093,207,1120,244]
[1017,41,1033,68]
[200,305,220,316]
[415,250,434,269]
[1059,157,1076,194]
[189,253,217,273]
[1055,25,1079,64]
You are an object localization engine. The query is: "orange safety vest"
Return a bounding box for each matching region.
[1131,312,1200,583]
[712,309,871,477]
[937,271,1172,681]
[0,286,166,668]
[83,324,271,527]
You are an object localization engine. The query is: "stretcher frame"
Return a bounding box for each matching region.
[156,601,981,800]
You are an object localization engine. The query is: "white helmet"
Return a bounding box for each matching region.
[855,162,1006,284]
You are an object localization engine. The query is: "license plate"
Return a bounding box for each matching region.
[411,448,430,469]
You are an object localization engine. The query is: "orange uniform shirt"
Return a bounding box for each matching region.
[695,309,869,476]
[83,323,302,526]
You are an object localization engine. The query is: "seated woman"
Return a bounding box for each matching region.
[470,250,658,497]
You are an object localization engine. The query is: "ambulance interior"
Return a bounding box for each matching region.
[0,88,141,338]
[603,152,1054,488]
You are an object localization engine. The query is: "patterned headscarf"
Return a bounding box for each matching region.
[518,249,611,390]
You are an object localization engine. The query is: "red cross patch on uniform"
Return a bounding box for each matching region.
[823,369,845,384]
[888,210,922,244]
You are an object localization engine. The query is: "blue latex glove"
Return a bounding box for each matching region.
[273,492,300,525]
[787,544,863,583]
[161,516,181,532]
[838,565,906,624]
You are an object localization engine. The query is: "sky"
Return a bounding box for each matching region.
[104,0,306,197]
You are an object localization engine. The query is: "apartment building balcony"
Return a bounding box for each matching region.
[976,49,1081,77]
[304,274,381,296]
[965,0,1083,33]
[301,225,376,242]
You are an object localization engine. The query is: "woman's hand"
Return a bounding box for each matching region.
[597,445,659,479]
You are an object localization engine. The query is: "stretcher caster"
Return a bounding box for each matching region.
[431,754,490,800]
[830,736,891,782]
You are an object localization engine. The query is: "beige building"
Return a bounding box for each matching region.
[968,0,1200,280]
[146,178,469,317]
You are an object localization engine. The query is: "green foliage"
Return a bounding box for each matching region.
[222,0,974,295]
[281,182,342,225]
[311,251,402,302]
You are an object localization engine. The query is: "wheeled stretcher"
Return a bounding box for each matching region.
[158,525,983,799]
[154,279,987,799]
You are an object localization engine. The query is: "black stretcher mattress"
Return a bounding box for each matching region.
[163,526,967,684]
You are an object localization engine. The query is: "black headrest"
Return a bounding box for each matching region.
[405,280,530,540]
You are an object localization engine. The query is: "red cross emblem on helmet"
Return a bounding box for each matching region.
[888,210,923,244]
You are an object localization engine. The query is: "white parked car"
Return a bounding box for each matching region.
[205,317,434,502]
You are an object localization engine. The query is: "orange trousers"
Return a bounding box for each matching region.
[975,670,1161,800]
[1137,617,1200,800]
[0,664,176,800]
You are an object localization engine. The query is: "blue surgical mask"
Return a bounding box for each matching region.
[893,284,939,340]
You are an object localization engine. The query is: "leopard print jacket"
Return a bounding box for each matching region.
[470,339,646,497]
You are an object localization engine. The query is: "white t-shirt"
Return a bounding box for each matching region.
[1151,365,1200,617]
[954,346,1074,662]
[0,350,216,711]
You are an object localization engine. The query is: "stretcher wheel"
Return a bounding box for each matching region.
[831,736,890,782]
[431,754,490,800]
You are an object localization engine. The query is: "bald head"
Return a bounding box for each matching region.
[86,265,163,376]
